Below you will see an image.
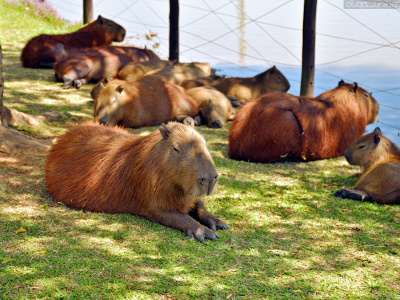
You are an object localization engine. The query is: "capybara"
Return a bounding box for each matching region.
[89,75,114,100]
[180,74,223,90]
[45,122,229,242]
[21,15,126,68]
[54,46,160,88]
[186,86,235,128]
[93,76,199,127]
[117,60,171,81]
[148,62,211,85]
[334,127,400,204]
[228,81,380,163]
[211,65,290,101]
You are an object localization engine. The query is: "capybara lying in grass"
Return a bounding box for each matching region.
[117,60,171,80]
[21,15,126,69]
[186,86,236,128]
[334,127,400,204]
[93,76,199,127]
[211,65,290,101]
[228,81,380,163]
[45,122,229,242]
[54,46,160,88]
[148,62,211,85]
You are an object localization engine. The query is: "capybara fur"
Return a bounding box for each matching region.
[45,122,229,241]
[211,65,290,101]
[335,127,400,204]
[148,62,211,85]
[117,60,171,80]
[21,15,126,69]
[180,75,223,90]
[54,46,160,88]
[228,81,380,163]
[93,76,199,128]
[186,86,235,128]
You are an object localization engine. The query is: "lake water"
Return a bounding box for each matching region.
[48,0,400,145]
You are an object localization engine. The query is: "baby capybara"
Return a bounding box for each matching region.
[45,122,229,242]
[229,81,380,163]
[334,127,400,204]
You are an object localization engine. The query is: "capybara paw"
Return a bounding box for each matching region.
[187,226,219,242]
[62,83,72,89]
[183,116,195,127]
[334,189,350,198]
[73,80,82,89]
[194,115,202,126]
[201,216,229,231]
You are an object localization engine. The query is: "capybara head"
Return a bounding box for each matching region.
[95,15,126,43]
[90,76,113,100]
[337,80,379,124]
[258,65,290,93]
[156,122,219,197]
[344,127,400,169]
[93,82,125,126]
[200,99,226,128]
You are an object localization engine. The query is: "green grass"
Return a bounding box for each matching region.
[1,1,400,299]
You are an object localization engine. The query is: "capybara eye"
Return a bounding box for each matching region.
[358,145,366,149]
[199,178,206,186]
[364,93,369,98]
[173,147,180,154]
[214,175,218,181]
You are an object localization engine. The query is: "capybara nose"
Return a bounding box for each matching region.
[99,116,108,125]
[211,120,223,128]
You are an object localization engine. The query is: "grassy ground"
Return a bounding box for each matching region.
[1,1,399,299]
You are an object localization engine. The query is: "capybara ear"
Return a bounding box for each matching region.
[349,82,358,93]
[97,15,103,24]
[373,133,381,145]
[159,123,172,140]
[116,85,124,93]
[269,65,276,73]
[338,79,345,86]
[373,127,382,134]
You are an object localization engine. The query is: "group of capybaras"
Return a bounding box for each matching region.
[19,16,400,242]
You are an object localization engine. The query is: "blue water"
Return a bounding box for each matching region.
[47,0,400,145]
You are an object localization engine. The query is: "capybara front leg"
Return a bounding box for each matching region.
[189,200,229,231]
[334,188,371,202]
[147,210,220,242]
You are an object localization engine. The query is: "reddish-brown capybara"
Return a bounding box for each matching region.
[45,122,229,242]
[93,76,199,127]
[211,65,290,101]
[228,81,380,163]
[334,127,400,204]
[21,15,126,69]
[54,46,160,88]
[180,74,223,90]
[186,86,236,128]
[147,62,211,85]
[117,60,171,80]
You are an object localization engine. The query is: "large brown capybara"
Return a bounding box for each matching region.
[334,127,400,204]
[45,122,229,242]
[211,65,290,101]
[54,46,160,89]
[117,60,171,81]
[185,86,236,128]
[21,15,126,69]
[180,74,223,90]
[228,81,380,163]
[93,76,199,128]
[148,62,211,85]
